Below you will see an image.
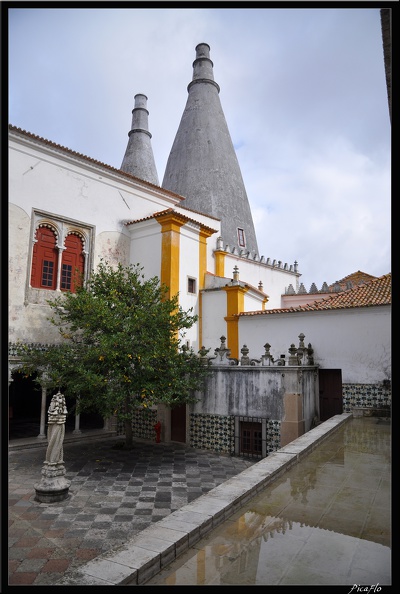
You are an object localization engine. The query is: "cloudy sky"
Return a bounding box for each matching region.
[8,7,391,290]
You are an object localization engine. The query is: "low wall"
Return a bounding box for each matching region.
[124,374,392,459]
[188,365,319,455]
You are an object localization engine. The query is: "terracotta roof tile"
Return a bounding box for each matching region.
[125,208,218,234]
[329,270,377,291]
[239,273,391,317]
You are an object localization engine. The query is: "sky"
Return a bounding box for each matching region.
[8,6,391,290]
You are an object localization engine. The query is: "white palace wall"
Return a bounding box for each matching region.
[238,307,391,385]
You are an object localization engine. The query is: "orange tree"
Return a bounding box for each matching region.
[15,261,209,448]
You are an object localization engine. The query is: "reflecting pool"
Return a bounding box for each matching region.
[146,417,391,586]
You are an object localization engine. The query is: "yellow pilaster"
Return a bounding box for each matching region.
[198,227,216,350]
[222,284,249,359]
[156,212,186,300]
[199,227,215,290]
[214,250,227,277]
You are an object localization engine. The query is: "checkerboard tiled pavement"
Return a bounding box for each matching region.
[8,435,256,586]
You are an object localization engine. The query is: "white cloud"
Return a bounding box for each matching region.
[8,7,391,289]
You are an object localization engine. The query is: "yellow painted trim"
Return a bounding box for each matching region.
[198,227,214,290]
[198,226,215,350]
[222,284,249,359]
[214,250,227,277]
[224,315,240,359]
[156,213,185,300]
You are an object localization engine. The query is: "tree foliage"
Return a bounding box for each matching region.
[15,261,209,446]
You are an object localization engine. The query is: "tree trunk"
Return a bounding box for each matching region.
[124,396,133,449]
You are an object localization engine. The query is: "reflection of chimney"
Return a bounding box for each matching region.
[120,94,159,185]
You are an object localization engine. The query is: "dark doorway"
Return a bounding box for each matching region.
[171,404,186,443]
[9,372,42,439]
[319,369,343,422]
[9,372,104,440]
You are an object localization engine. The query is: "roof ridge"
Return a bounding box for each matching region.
[9,124,183,199]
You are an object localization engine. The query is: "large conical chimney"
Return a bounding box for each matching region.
[121,93,159,185]
[162,43,259,255]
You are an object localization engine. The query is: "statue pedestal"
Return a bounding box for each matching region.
[34,462,71,502]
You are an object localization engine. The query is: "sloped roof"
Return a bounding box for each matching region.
[8,125,183,199]
[125,208,218,234]
[329,270,377,291]
[240,273,391,317]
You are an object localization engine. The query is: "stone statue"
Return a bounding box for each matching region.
[34,392,71,502]
[45,391,68,464]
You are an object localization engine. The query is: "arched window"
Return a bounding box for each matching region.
[30,227,58,290]
[61,234,85,292]
[28,212,93,302]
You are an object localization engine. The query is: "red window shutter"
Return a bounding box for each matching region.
[30,227,58,289]
[61,235,84,292]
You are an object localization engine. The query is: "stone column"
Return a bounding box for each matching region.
[73,411,81,434]
[37,371,50,440]
[37,386,47,439]
[8,363,14,420]
[34,392,71,503]
[72,397,82,434]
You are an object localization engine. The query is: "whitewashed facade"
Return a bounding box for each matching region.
[239,306,391,385]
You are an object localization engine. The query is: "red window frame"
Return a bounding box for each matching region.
[30,227,58,290]
[61,234,84,292]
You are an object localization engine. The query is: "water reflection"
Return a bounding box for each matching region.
[147,418,391,586]
[158,519,390,585]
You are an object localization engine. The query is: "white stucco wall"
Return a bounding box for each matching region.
[127,220,162,279]
[201,290,228,352]
[221,252,299,309]
[243,290,265,312]
[239,307,391,384]
[178,224,202,350]
[8,133,180,345]
[9,133,225,353]
[9,137,181,225]
[175,205,220,274]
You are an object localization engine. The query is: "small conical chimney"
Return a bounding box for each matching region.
[121,94,159,185]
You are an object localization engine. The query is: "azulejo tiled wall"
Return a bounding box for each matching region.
[190,413,234,453]
[266,419,281,453]
[342,383,392,413]
[117,408,157,440]
[189,413,282,456]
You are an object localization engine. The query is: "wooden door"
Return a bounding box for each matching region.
[171,404,186,442]
[319,369,343,422]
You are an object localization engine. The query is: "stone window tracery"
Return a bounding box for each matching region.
[28,211,94,298]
